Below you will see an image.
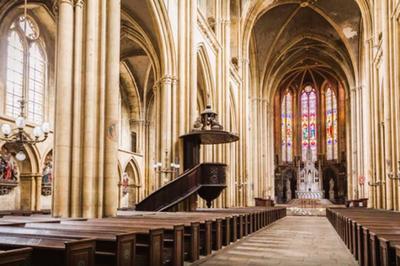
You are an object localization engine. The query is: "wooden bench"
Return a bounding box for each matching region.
[395,244,400,265]
[327,208,400,266]
[0,235,95,266]
[0,247,32,265]
[0,226,135,266]
[61,219,184,266]
[114,214,204,261]
[25,222,163,266]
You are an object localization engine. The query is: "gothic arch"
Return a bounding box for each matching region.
[119,158,142,208]
[196,44,215,110]
[241,0,373,66]
[120,61,142,121]
[123,158,142,187]
[147,0,177,77]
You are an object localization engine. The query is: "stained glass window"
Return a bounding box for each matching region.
[6,16,45,123]
[301,85,317,161]
[281,91,293,162]
[6,31,24,117]
[326,87,338,160]
[28,43,45,124]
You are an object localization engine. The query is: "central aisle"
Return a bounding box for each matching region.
[196,216,357,266]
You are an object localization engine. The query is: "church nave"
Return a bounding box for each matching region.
[196,216,357,266]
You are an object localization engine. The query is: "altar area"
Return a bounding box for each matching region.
[295,149,325,200]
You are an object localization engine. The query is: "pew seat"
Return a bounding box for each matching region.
[0,247,32,265]
[0,235,95,266]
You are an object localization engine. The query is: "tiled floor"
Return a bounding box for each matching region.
[195,216,357,266]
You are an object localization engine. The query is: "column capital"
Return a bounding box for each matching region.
[129,119,145,126]
[219,18,231,25]
[53,0,73,14]
[75,0,85,7]
[155,75,178,87]
[59,0,74,5]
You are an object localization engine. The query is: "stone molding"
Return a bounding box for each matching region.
[197,11,221,52]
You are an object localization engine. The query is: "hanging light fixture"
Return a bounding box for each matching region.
[0,0,50,161]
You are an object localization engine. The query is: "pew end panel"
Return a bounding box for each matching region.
[116,233,136,266]
[65,238,96,266]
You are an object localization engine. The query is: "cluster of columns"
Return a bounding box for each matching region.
[53,0,120,218]
[349,0,400,211]
[367,0,400,210]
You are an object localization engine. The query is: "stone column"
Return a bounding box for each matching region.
[103,0,121,217]
[241,58,251,206]
[356,86,363,197]
[363,38,373,207]
[53,0,74,217]
[152,82,161,189]
[35,175,42,211]
[350,87,357,199]
[81,0,99,218]
[394,13,400,210]
[382,0,393,210]
[70,0,84,217]
[19,174,36,211]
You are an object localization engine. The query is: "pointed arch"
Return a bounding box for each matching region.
[196,44,215,110]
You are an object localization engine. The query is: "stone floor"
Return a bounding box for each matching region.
[194,216,357,266]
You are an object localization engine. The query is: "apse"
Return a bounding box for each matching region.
[249,0,362,204]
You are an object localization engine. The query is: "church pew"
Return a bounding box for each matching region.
[61,219,184,266]
[0,247,32,265]
[24,223,163,266]
[356,223,400,265]
[0,226,136,266]
[115,214,206,260]
[0,210,50,217]
[327,208,400,266]
[396,244,400,265]
[377,236,400,266]
[176,211,238,245]
[0,215,87,225]
[368,231,400,266]
[348,218,400,260]
[336,212,400,264]
[197,206,286,239]
[0,235,95,266]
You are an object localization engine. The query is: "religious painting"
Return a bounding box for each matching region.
[41,152,52,196]
[42,153,52,184]
[0,147,18,196]
[122,172,129,196]
[0,147,18,181]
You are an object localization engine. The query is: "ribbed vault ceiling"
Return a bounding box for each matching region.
[251,0,362,96]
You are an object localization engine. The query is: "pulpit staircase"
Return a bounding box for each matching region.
[135,105,239,212]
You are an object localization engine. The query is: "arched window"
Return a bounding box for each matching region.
[301,85,317,161]
[6,16,45,124]
[326,87,338,160]
[281,91,293,162]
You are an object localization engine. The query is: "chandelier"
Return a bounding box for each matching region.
[0,100,50,161]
